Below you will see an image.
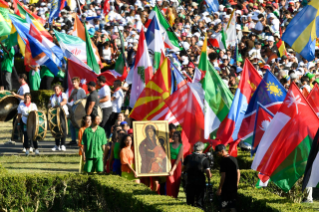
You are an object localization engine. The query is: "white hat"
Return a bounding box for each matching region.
[202,11,209,16]
[215,19,221,24]
[219,5,225,10]
[134,14,140,19]
[236,24,241,30]
[235,10,242,15]
[267,36,275,42]
[268,13,276,19]
[183,42,190,50]
[40,2,45,6]
[222,55,229,60]
[197,41,203,47]
[224,15,230,19]
[274,33,280,38]
[252,15,259,21]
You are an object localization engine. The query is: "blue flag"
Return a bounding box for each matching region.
[282,1,319,61]
[205,0,219,12]
[49,0,62,23]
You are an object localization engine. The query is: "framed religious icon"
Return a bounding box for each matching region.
[133,120,171,177]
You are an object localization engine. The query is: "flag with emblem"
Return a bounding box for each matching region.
[215,59,262,151]
[129,27,153,108]
[237,70,287,152]
[252,102,275,155]
[307,84,319,115]
[145,6,181,51]
[199,35,233,139]
[130,57,172,121]
[252,83,319,191]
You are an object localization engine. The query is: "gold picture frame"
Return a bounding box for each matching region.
[133,120,171,177]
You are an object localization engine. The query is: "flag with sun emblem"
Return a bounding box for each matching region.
[237,70,287,148]
[252,83,319,192]
[129,57,180,122]
[251,102,275,155]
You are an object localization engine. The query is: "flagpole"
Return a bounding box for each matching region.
[76,0,82,15]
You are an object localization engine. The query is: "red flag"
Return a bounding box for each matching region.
[103,0,110,15]
[29,24,42,42]
[307,84,319,115]
[0,0,9,8]
[208,38,220,48]
[302,87,309,98]
[165,83,205,150]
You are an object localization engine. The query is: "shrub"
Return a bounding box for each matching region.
[30,90,55,109]
[0,173,201,212]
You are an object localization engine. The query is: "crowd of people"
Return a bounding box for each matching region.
[0,0,317,210]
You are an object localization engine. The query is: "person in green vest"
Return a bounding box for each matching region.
[40,66,54,90]
[0,41,14,90]
[28,65,41,91]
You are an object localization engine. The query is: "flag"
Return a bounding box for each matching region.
[145,15,165,70]
[25,33,60,76]
[234,43,243,62]
[0,0,8,8]
[282,1,319,61]
[216,59,262,146]
[67,50,117,94]
[225,11,236,48]
[302,86,310,98]
[237,70,287,148]
[103,0,110,15]
[251,102,275,154]
[84,23,100,74]
[145,6,181,51]
[302,129,319,191]
[49,0,63,23]
[130,57,172,121]
[210,30,226,50]
[165,82,205,148]
[72,14,102,70]
[256,175,271,189]
[276,39,287,57]
[252,83,319,191]
[13,0,46,25]
[113,27,128,81]
[54,30,87,63]
[307,84,319,115]
[129,27,153,108]
[0,13,11,36]
[198,35,233,139]
[0,7,11,27]
[205,0,219,12]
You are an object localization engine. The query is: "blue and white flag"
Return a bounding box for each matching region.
[49,0,62,23]
[206,0,219,12]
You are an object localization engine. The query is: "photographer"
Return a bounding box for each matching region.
[215,144,240,212]
[183,142,212,210]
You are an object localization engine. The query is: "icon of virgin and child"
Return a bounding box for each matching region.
[139,124,168,174]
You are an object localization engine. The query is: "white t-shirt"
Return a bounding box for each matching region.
[112,89,124,113]
[50,93,69,115]
[17,102,38,124]
[98,85,112,108]
[17,84,30,103]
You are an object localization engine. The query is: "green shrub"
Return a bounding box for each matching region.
[210,171,313,211]
[0,164,7,175]
[0,173,200,212]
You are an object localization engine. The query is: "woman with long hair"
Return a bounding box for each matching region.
[78,115,92,172]
[167,131,183,198]
[120,134,140,183]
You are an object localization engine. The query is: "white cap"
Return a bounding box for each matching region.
[183,42,190,50]
[236,24,241,30]
[252,16,259,21]
[268,13,276,19]
[267,36,275,42]
[215,19,221,24]
[197,41,203,47]
[219,5,225,11]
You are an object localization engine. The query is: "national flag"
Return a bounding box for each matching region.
[145,15,165,70]
[208,38,220,48]
[165,82,205,148]
[234,43,243,62]
[252,83,319,191]
[129,27,153,108]
[13,0,46,25]
[130,57,172,121]
[256,174,271,189]
[72,14,102,70]
[0,0,8,8]
[0,12,11,37]
[205,0,219,12]
[103,0,110,15]
[302,129,319,191]
[237,70,287,149]
[307,84,319,115]
[281,1,319,61]
[224,11,236,48]
[216,59,262,147]
[198,35,233,139]
[67,50,117,94]
[113,27,128,81]
[251,102,275,154]
[0,7,11,27]
[54,30,87,63]
[276,39,287,57]
[49,0,64,23]
[145,6,181,51]
[84,23,100,74]
[302,86,310,98]
[210,30,226,50]
[25,33,60,76]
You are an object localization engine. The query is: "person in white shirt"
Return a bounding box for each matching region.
[97,75,113,137]
[109,80,124,128]
[17,93,39,156]
[49,84,69,151]
[67,77,87,146]
[12,74,30,103]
